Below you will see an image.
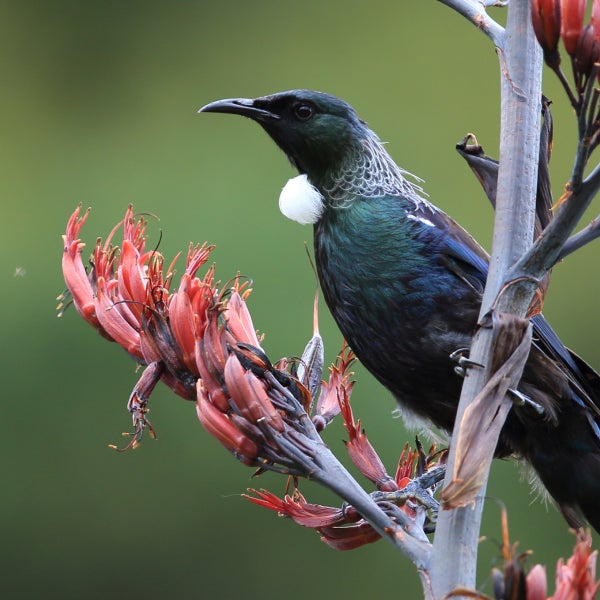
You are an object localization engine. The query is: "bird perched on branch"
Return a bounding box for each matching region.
[201,90,600,531]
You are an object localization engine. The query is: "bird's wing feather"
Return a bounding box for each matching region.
[411,201,600,432]
[532,314,600,424]
[409,202,489,292]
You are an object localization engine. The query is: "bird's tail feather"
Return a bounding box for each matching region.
[530,436,600,533]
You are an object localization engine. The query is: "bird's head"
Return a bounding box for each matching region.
[199,90,369,187]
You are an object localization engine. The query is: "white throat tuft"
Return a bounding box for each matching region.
[278,174,325,225]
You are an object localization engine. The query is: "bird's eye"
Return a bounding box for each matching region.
[293,103,315,121]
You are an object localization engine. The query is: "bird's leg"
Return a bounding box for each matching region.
[450,347,485,377]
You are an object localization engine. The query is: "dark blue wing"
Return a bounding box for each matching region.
[532,314,600,431]
[411,200,600,438]
[409,202,489,291]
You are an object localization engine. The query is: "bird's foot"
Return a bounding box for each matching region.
[508,388,545,415]
[450,348,484,377]
[370,464,445,533]
[373,484,440,513]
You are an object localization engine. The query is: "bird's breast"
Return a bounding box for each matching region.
[314,200,481,426]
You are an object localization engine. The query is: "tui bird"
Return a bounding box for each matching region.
[201,90,600,531]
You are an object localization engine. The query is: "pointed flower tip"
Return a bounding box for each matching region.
[224,291,262,349]
[244,488,346,529]
[525,564,547,600]
[313,288,320,335]
[61,207,103,330]
[297,329,324,400]
[65,205,92,243]
[186,242,216,277]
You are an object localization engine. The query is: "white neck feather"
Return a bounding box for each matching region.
[278,174,325,225]
[324,132,426,207]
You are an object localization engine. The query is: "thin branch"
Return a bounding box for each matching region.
[511,160,600,281]
[310,446,433,569]
[551,64,579,109]
[573,72,598,181]
[436,0,506,48]
[559,216,600,261]
[260,362,436,567]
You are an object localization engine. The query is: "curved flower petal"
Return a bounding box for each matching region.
[196,381,258,465]
[94,276,142,359]
[61,206,102,329]
[244,488,346,528]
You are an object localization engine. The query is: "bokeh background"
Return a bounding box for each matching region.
[3,2,600,598]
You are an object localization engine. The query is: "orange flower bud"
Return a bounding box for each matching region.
[593,0,600,41]
[525,564,547,600]
[194,337,231,412]
[168,273,199,373]
[196,381,259,463]
[561,0,587,56]
[225,291,262,348]
[574,23,600,78]
[531,0,562,67]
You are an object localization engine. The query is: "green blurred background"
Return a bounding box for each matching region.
[3,1,599,598]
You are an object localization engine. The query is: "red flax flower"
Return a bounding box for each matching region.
[245,433,445,550]
[561,0,587,56]
[530,0,600,169]
[553,530,600,599]
[60,205,215,447]
[449,510,599,599]
[531,0,600,80]
[531,0,562,67]
[524,530,600,599]
[60,205,445,551]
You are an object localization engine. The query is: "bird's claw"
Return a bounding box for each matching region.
[508,388,545,415]
[450,350,545,415]
[450,348,484,377]
[374,484,440,513]
[370,464,445,533]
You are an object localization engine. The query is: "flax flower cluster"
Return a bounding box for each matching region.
[532,0,600,118]
[531,0,600,71]
[526,530,599,599]
[482,512,599,599]
[59,205,445,549]
[59,205,600,588]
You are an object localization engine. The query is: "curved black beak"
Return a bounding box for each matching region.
[198,98,280,122]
